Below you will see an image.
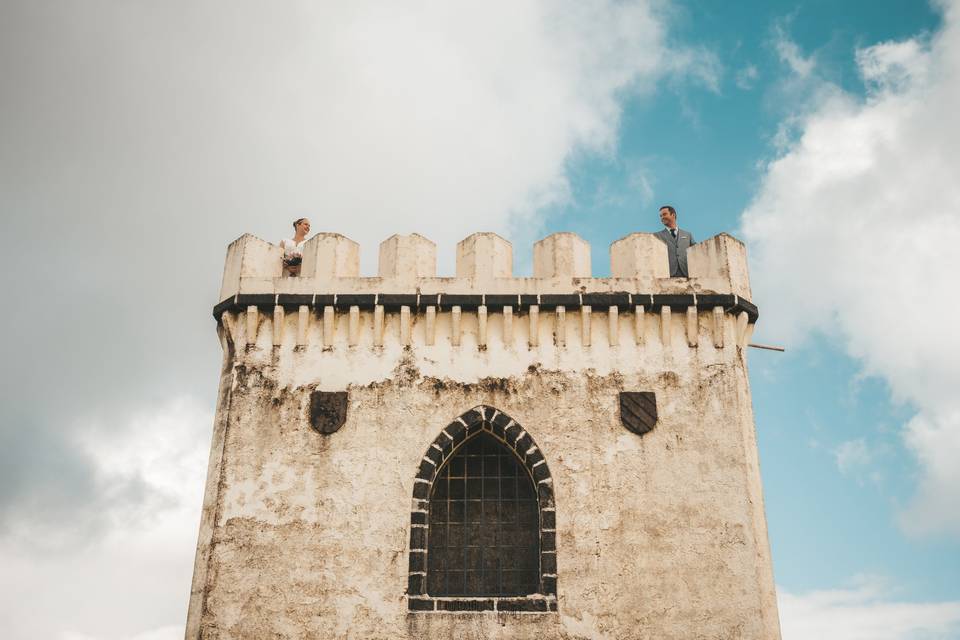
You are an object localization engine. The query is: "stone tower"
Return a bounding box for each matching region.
[186,230,781,639]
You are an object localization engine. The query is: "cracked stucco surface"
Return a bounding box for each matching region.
[186,305,779,639]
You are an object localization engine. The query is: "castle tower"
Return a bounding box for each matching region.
[186,230,780,639]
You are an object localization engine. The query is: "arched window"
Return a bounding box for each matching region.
[427,432,539,596]
[408,406,557,613]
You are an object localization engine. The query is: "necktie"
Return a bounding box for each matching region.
[671,228,677,240]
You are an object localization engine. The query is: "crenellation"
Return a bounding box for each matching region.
[534,232,591,278]
[379,234,437,281]
[220,234,283,301]
[299,232,360,282]
[456,232,512,281]
[610,232,670,280]
[687,232,752,299]
[219,231,757,304]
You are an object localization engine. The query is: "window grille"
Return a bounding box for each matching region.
[427,432,540,596]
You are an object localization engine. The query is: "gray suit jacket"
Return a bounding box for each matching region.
[655,228,695,277]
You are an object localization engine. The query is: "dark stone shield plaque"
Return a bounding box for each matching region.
[309,391,348,434]
[619,392,658,435]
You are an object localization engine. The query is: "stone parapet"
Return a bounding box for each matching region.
[379,234,437,281]
[456,232,513,281]
[534,232,591,278]
[610,232,669,280]
[687,232,752,300]
[218,231,756,302]
[219,234,284,301]
[300,232,360,283]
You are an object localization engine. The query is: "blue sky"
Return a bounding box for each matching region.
[548,0,943,244]
[1,0,959,638]
[539,0,959,608]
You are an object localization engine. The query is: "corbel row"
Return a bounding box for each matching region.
[223,304,755,351]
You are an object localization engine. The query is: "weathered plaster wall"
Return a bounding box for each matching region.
[188,231,780,640]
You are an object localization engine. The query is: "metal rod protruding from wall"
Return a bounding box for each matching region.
[747,343,785,352]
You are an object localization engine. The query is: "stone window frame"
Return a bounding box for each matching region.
[407,405,558,613]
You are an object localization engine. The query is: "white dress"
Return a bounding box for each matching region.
[280,238,306,260]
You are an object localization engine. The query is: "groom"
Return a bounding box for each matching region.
[654,205,695,277]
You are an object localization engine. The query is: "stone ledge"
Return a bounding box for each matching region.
[407,595,558,613]
[214,292,760,323]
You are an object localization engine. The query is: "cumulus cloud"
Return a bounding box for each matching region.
[1,397,209,551]
[778,577,960,640]
[0,0,716,637]
[857,39,931,93]
[0,399,209,640]
[742,2,960,536]
[0,0,708,536]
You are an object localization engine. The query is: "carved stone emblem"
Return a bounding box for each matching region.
[619,392,658,435]
[309,391,348,434]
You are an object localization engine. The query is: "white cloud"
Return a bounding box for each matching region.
[857,39,931,93]
[773,25,816,78]
[0,399,209,640]
[0,0,717,275]
[128,628,183,640]
[78,397,211,511]
[736,63,759,90]
[832,437,890,487]
[628,167,656,207]
[833,438,872,475]
[779,577,960,640]
[663,45,724,94]
[741,0,960,536]
[901,410,960,535]
[0,0,714,528]
[59,626,183,640]
[0,2,718,638]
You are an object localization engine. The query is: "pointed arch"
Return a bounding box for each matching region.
[407,405,557,612]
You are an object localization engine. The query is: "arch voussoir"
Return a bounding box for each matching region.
[407,404,559,611]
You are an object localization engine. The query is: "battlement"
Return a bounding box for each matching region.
[213,230,758,356]
[218,231,753,302]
